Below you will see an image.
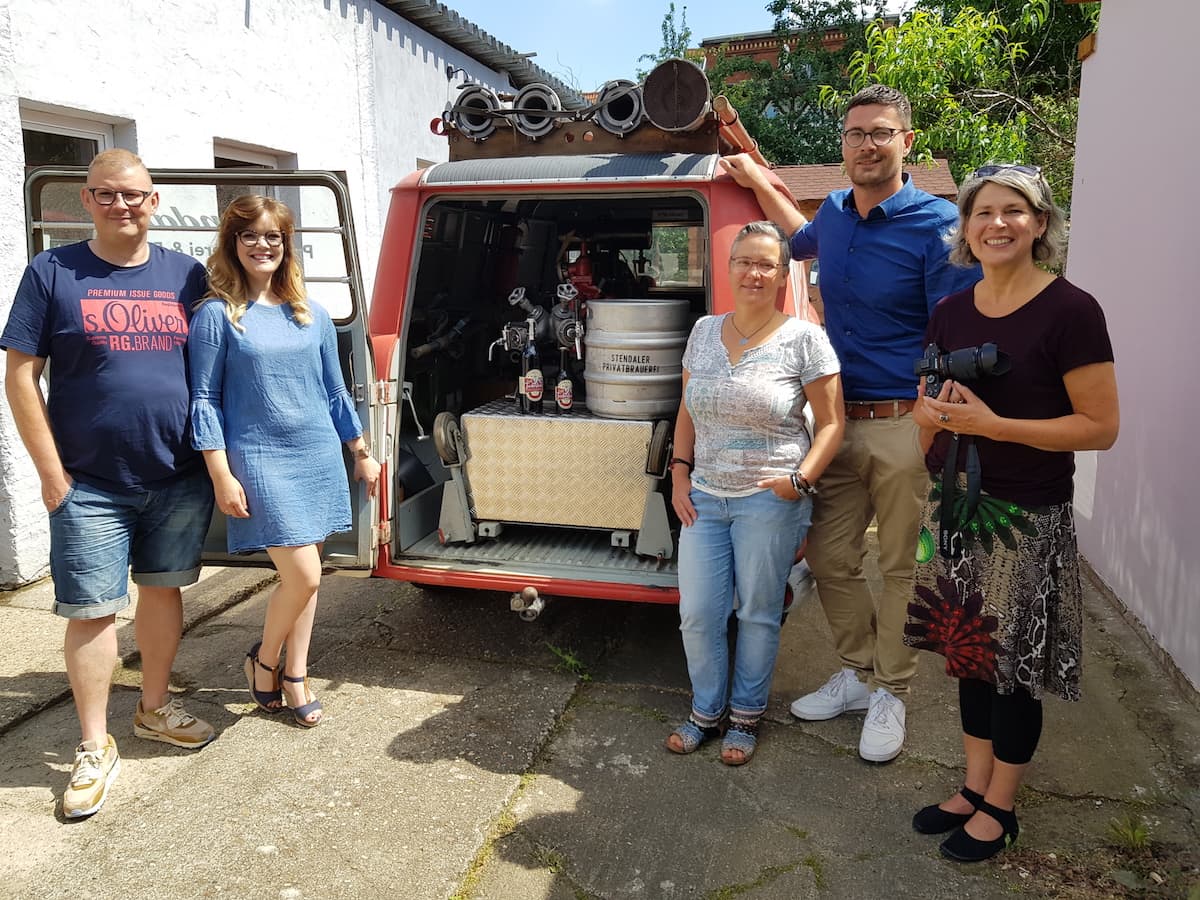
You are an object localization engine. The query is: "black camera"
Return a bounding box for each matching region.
[914,342,1011,397]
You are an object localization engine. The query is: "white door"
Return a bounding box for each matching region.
[24,167,379,571]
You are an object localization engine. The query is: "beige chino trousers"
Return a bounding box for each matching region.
[804,413,930,697]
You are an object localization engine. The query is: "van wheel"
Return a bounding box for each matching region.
[646,419,671,476]
[433,412,462,465]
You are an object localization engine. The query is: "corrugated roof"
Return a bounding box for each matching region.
[382,1,586,109]
[774,160,960,203]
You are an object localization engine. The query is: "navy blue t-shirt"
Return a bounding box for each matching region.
[1,242,207,491]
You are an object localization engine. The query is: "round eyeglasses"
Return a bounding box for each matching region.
[841,128,905,148]
[237,230,285,248]
[87,188,153,208]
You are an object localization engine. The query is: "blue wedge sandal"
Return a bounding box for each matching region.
[244,642,283,714]
[282,674,324,728]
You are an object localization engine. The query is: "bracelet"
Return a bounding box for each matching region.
[790,471,817,496]
[353,441,371,461]
[668,457,694,472]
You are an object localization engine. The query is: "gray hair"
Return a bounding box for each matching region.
[731,221,792,268]
[948,166,1067,268]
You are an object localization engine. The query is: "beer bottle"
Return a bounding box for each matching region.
[521,319,543,414]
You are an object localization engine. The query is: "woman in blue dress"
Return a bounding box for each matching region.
[188,195,380,727]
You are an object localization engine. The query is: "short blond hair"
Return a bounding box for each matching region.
[87,149,150,183]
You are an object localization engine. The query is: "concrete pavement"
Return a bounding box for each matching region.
[0,560,1197,899]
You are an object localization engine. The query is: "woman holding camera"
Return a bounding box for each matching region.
[906,165,1118,861]
[666,221,844,766]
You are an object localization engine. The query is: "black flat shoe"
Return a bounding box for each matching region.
[939,800,1019,862]
[912,785,984,834]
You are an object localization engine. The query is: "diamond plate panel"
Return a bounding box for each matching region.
[461,400,653,529]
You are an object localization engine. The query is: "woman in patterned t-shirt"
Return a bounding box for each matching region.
[665,221,845,765]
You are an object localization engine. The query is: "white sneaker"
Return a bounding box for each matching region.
[790,667,871,721]
[859,688,906,763]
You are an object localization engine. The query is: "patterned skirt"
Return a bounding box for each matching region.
[904,476,1083,701]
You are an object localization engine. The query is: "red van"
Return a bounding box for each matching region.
[24,63,809,614]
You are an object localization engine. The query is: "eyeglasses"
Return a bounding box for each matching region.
[87,188,153,207]
[970,164,1043,179]
[237,230,285,248]
[841,128,905,148]
[730,257,782,276]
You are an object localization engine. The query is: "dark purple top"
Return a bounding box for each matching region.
[925,277,1114,508]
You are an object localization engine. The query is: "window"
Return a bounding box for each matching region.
[21,109,118,248]
[21,109,114,174]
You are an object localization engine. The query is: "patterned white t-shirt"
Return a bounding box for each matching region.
[682,314,841,496]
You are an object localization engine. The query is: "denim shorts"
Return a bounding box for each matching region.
[48,470,215,620]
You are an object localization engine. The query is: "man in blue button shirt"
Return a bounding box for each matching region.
[722,85,980,763]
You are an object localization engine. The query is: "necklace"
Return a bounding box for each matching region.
[728,313,775,346]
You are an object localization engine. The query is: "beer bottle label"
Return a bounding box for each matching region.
[525,368,544,402]
[555,378,573,410]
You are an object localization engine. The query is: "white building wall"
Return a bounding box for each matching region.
[0,0,513,586]
[1068,0,1200,689]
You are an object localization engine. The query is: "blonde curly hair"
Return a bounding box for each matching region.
[201,195,311,330]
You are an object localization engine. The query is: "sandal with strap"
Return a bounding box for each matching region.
[720,714,760,766]
[666,712,726,754]
[282,674,323,728]
[913,785,985,834]
[243,641,283,714]
[940,800,1020,862]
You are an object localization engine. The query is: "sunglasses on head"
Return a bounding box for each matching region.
[970,164,1042,179]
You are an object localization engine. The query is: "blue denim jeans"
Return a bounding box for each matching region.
[677,487,812,720]
[48,471,215,619]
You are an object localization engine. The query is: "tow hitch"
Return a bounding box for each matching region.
[509,586,546,621]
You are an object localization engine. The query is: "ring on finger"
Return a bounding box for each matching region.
[938,413,950,424]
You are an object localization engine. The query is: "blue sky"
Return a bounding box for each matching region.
[444,0,780,93]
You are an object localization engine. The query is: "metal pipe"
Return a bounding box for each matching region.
[713,95,768,167]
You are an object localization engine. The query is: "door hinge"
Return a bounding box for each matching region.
[373,521,392,545]
[375,379,397,403]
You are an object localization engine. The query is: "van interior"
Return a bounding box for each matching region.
[391,192,709,586]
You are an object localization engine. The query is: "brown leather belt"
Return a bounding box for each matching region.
[845,399,916,420]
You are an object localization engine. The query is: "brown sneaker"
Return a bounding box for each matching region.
[63,735,121,818]
[133,698,215,749]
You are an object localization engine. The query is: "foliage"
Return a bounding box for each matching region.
[636,3,701,80]
[819,0,1091,209]
[703,1,889,164]
[914,0,1100,94]
[1106,813,1152,853]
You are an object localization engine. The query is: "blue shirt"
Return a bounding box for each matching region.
[790,175,981,400]
[1,242,207,491]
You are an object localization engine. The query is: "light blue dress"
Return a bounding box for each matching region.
[188,299,361,553]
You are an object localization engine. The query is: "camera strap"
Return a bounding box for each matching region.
[939,433,981,559]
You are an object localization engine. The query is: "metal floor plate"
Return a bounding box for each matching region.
[401,525,678,588]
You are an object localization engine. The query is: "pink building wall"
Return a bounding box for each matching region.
[1068,0,1200,691]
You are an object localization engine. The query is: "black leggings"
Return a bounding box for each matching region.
[958,678,1043,765]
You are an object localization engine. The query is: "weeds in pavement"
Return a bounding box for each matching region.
[546,642,592,681]
[1107,813,1151,852]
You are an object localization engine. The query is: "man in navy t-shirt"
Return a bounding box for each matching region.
[2,149,216,818]
[721,86,981,764]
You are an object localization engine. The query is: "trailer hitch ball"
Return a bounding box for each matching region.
[510,586,545,620]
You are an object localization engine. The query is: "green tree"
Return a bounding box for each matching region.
[705,1,888,164]
[820,0,1096,208]
[636,3,698,80]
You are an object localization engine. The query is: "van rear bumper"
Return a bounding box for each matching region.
[373,559,679,605]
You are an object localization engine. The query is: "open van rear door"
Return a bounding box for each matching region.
[24,167,379,572]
